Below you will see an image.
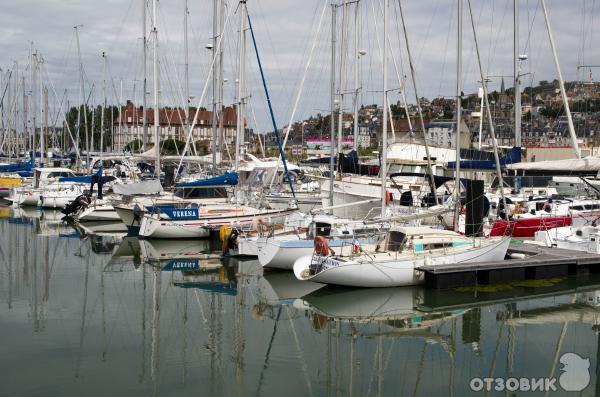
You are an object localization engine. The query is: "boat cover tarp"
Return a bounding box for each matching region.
[506,156,600,176]
[446,147,521,170]
[0,160,34,173]
[112,179,164,195]
[59,167,103,184]
[175,172,238,187]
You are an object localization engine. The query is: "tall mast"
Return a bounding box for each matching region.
[453,0,463,232]
[142,0,149,149]
[41,59,47,165]
[329,4,337,209]
[38,53,45,165]
[75,26,89,170]
[337,0,347,155]
[218,0,225,166]
[152,0,161,177]
[101,52,106,160]
[352,1,360,152]
[540,0,580,158]
[380,0,388,218]
[211,0,219,169]
[514,0,521,148]
[184,0,192,158]
[31,45,37,164]
[235,0,247,173]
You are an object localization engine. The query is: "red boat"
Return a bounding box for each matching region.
[489,216,573,238]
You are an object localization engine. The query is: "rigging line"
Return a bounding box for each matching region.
[40,60,80,160]
[247,11,297,198]
[522,0,540,55]
[253,0,304,116]
[267,0,328,187]
[106,0,136,55]
[489,0,511,77]
[436,2,455,98]
[177,0,235,171]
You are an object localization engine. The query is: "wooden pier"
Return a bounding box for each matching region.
[418,242,600,289]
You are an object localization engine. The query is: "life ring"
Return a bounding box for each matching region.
[314,236,329,256]
[352,243,360,254]
[385,190,393,206]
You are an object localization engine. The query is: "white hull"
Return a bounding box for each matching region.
[234,237,259,257]
[294,237,510,287]
[257,235,379,270]
[10,190,40,206]
[78,205,120,221]
[40,191,82,209]
[139,208,298,239]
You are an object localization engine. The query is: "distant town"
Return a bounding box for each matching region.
[54,79,600,159]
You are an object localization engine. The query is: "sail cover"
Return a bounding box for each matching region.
[0,160,34,173]
[506,156,600,176]
[175,172,238,188]
[112,179,164,195]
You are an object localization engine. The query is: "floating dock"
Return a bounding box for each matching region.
[418,242,600,289]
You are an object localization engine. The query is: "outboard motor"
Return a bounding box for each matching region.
[62,194,91,217]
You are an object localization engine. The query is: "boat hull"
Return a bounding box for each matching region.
[78,205,120,221]
[139,208,298,239]
[257,236,378,270]
[293,237,510,287]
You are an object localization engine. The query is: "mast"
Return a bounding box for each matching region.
[218,0,225,166]
[513,0,521,148]
[352,1,360,152]
[152,0,161,177]
[75,26,88,170]
[39,53,45,165]
[101,52,106,160]
[31,45,37,165]
[337,0,347,156]
[184,0,192,159]
[380,0,388,218]
[43,84,48,164]
[235,0,247,173]
[453,0,463,232]
[329,4,337,209]
[540,0,580,158]
[142,0,149,149]
[211,0,219,169]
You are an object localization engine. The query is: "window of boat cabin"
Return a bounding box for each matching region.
[48,172,74,178]
[387,231,407,252]
[314,222,332,237]
[176,187,228,199]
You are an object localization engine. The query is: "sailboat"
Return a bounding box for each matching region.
[294,226,510,287]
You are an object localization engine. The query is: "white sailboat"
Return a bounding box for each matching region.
[294,226,510,287]
[137,203,297,239]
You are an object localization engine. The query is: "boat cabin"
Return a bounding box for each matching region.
[385,226,465,254]
[33,167,76,188]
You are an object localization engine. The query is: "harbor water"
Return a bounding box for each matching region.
[1,207,599,396]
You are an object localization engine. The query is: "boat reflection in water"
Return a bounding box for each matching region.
[137,238,238,296]
[298,286,467,336]
[4,202,600,396]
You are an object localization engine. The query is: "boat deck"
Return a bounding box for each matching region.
[417,242,600,289]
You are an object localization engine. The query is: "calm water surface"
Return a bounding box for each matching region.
[1,207,599,396]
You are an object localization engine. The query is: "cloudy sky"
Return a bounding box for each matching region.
[0,0,598,132]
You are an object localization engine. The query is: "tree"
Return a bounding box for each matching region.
[125,139,144,153]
